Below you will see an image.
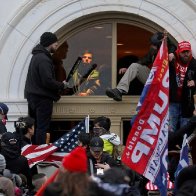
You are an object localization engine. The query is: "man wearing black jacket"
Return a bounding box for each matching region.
[105,31,176,101]
[24,32,69,144]
[87,137,117,175]
[169,41,196,132]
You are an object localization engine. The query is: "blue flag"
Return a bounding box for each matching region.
[175,134,189,178]
[173,134,189,194]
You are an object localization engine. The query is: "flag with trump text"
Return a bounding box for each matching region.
[122,38,169,195]
[22,118,88,167]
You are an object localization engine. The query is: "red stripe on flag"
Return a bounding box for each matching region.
[122,38,169,183]
[22,144,58,167]
[45,152,68,162]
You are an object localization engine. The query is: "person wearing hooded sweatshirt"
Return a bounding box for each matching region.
[13,116,35,148]
[0,132,33,191]
[24,32,70,144]
[169,41,196,132]
[105,31,177,101]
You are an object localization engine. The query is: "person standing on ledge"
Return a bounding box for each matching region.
[24,32,69,144]
[106,31,176,101]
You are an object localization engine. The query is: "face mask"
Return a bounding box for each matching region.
[93,127,103,136]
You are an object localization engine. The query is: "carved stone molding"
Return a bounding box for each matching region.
[52,95,139,136]
[53,96,138,118]
[3,96,139,135]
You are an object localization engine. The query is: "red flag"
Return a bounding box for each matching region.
[122,38,169,195]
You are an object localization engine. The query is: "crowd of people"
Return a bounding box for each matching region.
[0,30,196,195]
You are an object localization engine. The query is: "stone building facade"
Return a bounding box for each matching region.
[0,0,196,137]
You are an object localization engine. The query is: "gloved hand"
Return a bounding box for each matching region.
[62,80,70,89]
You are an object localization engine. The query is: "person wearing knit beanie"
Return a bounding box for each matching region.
[150,32,164,47]
[105,31,177,102]
[62,146,87,173]
[24,31,69,144]
[40,32,58,48]
[0,154,6,172]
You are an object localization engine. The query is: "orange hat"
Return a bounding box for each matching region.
[62,146,87,173]
[178,41,191,53]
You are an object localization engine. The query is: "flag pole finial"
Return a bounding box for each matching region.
[163,30,168,39]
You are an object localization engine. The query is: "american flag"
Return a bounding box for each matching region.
[22,119,88,168]
[146,173,174,191]
[53,120,87,152]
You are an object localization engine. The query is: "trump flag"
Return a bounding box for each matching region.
[122,38,169,195]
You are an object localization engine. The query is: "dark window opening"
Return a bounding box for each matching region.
[117,23,153,95]
[50,120,94,143]
[122,120,132,145]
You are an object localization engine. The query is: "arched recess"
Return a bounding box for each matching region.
[54,12,174,93]
[4,0,195,100]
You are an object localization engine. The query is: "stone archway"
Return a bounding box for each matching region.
[0,0,195,131]
[0,1,195,100]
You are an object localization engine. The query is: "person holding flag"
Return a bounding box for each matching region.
[122,32,169,195]
[174,165,196,196]
[21,117,89,168]
[105,31,176,101]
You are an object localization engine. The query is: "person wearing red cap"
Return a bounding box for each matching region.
[169,41,196,132]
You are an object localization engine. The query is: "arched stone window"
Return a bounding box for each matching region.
[55,13,174,97]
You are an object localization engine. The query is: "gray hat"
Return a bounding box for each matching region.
[0,154,6,171]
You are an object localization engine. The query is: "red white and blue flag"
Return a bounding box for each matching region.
[174,134,189,178]
[173,134,189,194]
[122,38,169,196]
[22,118,88,168]
[146,173,174,191]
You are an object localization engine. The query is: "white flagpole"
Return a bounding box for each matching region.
[85,115,90,133]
